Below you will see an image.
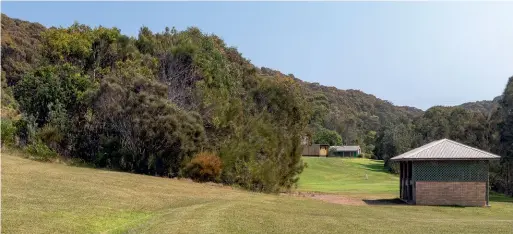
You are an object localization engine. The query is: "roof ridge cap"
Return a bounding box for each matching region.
[403,139,446,159]
[444,139,501,158]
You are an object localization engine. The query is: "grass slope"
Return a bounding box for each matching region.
[298,157,398,196]
[3,151,513,233]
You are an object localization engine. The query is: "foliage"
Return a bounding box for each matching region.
[459,96,501,117]
[1,14,45,85]
[495,76,513,195]
[2,14,308,192]
[4,13,513,197]
[13,114,37,146]
[313,126,342,146]
[1,118,17,146]
[373,105,495,171]
[219,76,309,192]
[184,151,223,182]
[1,72,19,118]
[14,64,92,127]
[87,60,206,177]
[374,122,416,171]
[25,140,58,162]
[259,67,423,156]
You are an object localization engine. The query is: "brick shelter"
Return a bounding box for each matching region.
[390,139,500,207]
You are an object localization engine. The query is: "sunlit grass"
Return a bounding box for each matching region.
[3,151,513,233]
[298,157,398,196]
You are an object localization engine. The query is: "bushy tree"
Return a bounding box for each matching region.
[496,76,513,195]
[89,60,206,176]
[313,127,342,146]
[184,152,223,182]
[374,123,415,171]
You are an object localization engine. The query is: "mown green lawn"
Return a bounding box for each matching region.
[3,151,513,233]
[298,157,398,196]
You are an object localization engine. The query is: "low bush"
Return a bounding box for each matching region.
[25,140,58,162]
[37,124,64,150]
[183,152,222,182]
[1,118,17,146]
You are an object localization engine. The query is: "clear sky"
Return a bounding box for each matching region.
[3,2,513,110]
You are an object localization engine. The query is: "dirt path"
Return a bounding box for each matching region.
[283,192,405,206]
[310,194,366,205]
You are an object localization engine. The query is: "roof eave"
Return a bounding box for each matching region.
[390,157,501,162]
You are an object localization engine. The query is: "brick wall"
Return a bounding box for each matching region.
[415,181,486,207]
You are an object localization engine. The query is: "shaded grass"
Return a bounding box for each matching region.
[490,192,513,203]
[3,152,513,233]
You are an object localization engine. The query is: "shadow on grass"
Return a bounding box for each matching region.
[490,192,513,203]
[362,198,406,205]
[354,162,390,173]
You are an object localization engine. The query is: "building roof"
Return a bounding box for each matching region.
[390,139,501,161]
[330,145,361,152]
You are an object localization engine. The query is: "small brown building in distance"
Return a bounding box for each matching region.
[390,139,500,207]
[302,144,329,157]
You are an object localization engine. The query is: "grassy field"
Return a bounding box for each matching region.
[3,151,513,233]
[298,157,398,196]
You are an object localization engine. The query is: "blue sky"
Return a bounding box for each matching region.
[3,2,513,110]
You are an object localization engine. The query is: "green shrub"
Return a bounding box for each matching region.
[1,118,17,146]
[37,124,64,149]
[184,152,222,182]
[25,140,58,162]
[360,153,373,159]
[14,115,37,146]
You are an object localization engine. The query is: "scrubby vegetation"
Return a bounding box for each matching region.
[1,14,307,192]
[184,151,223,182]
[2,13,513,196]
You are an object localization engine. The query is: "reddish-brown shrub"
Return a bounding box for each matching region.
[184,152,222,182]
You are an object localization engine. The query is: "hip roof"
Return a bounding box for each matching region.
[390,139,501,161]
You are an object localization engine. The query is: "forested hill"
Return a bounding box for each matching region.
[2,14,513,196]
[1,13,425,154]
[258,66,423,149]
[458,96,502,117]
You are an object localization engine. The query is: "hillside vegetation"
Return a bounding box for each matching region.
[3,151,513,234]
[2,13,513,195]
[0,14,309,192]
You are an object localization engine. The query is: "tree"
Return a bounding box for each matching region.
[374,123,415,171]
[313,127,342,146]
[496,76,513,195]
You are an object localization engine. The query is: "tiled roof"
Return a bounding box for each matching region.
[390,139,501,161]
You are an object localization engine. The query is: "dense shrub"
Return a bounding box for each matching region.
[1,118,16,146]
[14,115,37,146]
[25,140,58,162]
[2,15,309,192]
[313,127,342,146]
[184,152,222,182]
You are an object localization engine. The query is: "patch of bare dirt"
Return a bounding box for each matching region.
[310,194,366,205]
[282,191,406,206]
[282,191,366,205]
